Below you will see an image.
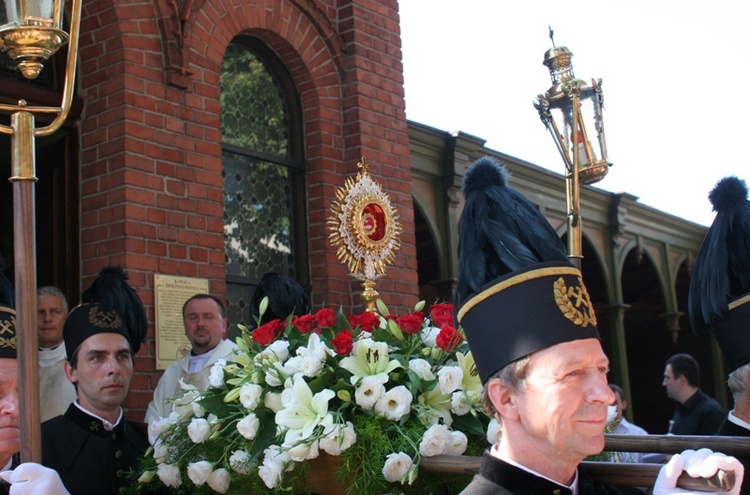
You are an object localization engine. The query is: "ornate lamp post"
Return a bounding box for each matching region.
[534,30,611,268]
[0,0,83,462]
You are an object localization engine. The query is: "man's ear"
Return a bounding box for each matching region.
[64,361,77,384]
[486,378,519,420]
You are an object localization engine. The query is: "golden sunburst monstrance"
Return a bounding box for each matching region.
[328,157,401,311]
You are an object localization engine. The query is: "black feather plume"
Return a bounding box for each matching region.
[689,176,750,334]
[82,265,147,353]
[248,273,309,326]
[456,156,571,306]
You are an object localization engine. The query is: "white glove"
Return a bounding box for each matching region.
[654,448,744,495]
[0,463,71,495]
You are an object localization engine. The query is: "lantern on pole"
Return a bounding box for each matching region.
[0,0,83,463]
[534,29,611,267]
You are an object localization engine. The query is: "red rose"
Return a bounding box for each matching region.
[396,313,424,335]
[316,308,337,328]
[358,311,380,331]
[433,314,453,329]
[331,329,353,355]
[269,319,287,336]
[346,314,360,330]
[292,314,317,334]
[436,325,461,350]
[430,303,454,321]
[252,321,278,346]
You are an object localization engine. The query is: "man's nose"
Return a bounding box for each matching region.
[0,390,18,418]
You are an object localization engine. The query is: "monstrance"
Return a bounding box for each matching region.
[329,157,401,312]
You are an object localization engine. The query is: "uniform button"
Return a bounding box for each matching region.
[115,450,123,459]
[119,488,127,494]
[112,433,118,441]
[116,469,124,478]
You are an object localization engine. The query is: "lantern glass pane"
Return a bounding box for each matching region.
[17,0,58,27]
[578,95,601,162]
[0,1,20,29]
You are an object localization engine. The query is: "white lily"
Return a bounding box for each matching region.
[456,351,482,395]
[275,377,335,441]
[339,339,401,385]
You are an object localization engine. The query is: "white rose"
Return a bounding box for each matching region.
[487,418,503,445]
[283,356,302,376]
[437,366,463,395]
[187,418,212,444]
[354,376,386,410]
[450,391,471,416]
[265,366,283,387]
[157,463,182,488]
[285,439,319,462]
[191,401,206,417]
[264,340,290,362]
[239,383,264,410]
[374,385,413,421]
[382,452,412,483]
[449,430,468,455]
[258,446,287,489]
[408,358,436,380]
[187,461,212,486]
[208,359,227,388]
[418,423,453,457]
[264,392,283,413]
[298,355,325,377]
[207,468,231,493]
[147,416,171,445]
[237,413,260,440]
[420,326,441,347]
[172,388,200,419]
[319,422,357,455]
[281,386,297,408]
[153,440,169,463]
[229,450,254,474]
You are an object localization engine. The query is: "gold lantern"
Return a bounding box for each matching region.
[0,0,83,463]
[534,29,612,266]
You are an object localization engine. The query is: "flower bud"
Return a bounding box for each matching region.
[387,319,404,341]
[376,298,390,316]
[223,387,241,403]
[337,390,352,402]
[259,296,269,318]
[414,300,425,312]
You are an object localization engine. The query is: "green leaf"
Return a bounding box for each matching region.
[451,412,487,437]
[198,394,235,418]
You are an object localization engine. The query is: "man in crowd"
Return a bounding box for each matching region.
[454,157,742,495]
[688,175,750,494]
[145,294,237,423]
[37,286,77,421]
[662,353,724,435]
[41,266,149,495]
[0,262,70,494]
[608,383,649,463]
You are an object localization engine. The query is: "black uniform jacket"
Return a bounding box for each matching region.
[42,404,149,495]
[460,450,643,495]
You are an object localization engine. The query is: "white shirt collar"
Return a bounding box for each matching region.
[74,401,123,431]
[727,410,750,431]
[490,443,578,495]
[188,341,222,373]
[38,343,67,367]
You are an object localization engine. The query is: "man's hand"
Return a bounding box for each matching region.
[0,463,70,495]
[654,448,744,495]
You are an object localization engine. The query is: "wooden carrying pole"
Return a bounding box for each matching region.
[420,435,750,491]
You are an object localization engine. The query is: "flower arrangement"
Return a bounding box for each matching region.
[130,299,494,495]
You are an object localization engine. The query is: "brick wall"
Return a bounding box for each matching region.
[77,0,416,420]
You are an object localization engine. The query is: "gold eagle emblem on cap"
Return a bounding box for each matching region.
[554,277,597,327]
[0,307,17,350]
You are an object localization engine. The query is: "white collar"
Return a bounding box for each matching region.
[38,343,67,367]
[727,410,750,431]
[74,401,123,431]
[490,443,578,495]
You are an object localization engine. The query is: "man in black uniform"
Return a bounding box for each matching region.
[42,266,148,495]
[688,176,750,495]
[0,262,70,494]
[455,157,742,495]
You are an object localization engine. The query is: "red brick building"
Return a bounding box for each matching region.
[1,0,418,420]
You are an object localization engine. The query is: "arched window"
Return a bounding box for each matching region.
[220,37,307,329]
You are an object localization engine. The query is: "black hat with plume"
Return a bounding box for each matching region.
[64,265,148,360]
[248,273,309,327]
[0,256,16,359]
[456,156,600,383]
[688,176,750,373]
